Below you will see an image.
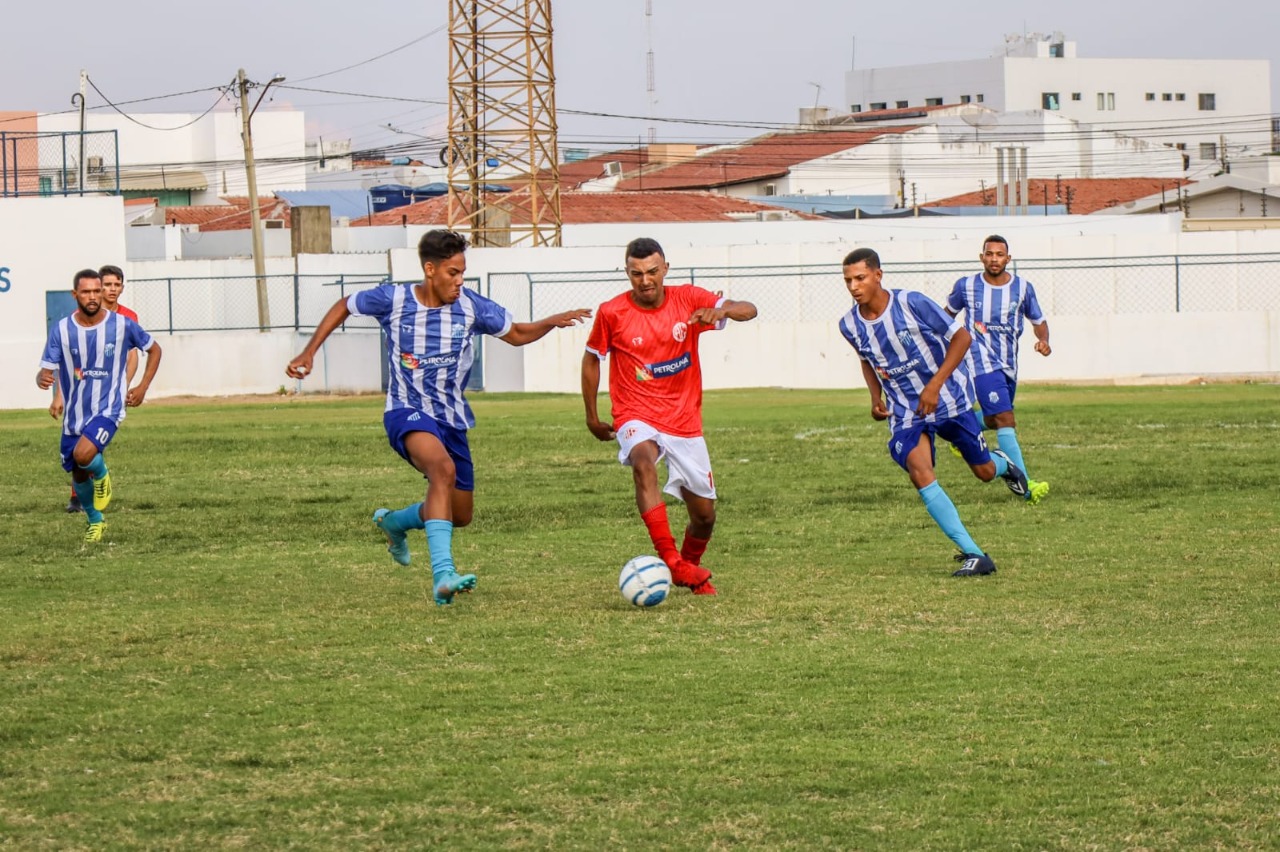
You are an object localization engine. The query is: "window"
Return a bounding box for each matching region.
[895,100,909,109]
[851,104,862,113]
[1042,92,1061,110]
[960,95,971,104]
[1200,142,1218,161]
[763,183,777,197]
[1145,92,1156,101]
[1071,92,1082,101]
[1096,92,1115,111]
[1176,93,1186,101]
[1049,42,1064,58]
[925,97,943,106]
[976,94,985,103]
[870,102,887,111]
[1199,93,1216,110]
[1162,93,1173,101]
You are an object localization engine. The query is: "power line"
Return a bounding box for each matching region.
[288,26,447,83]
[86,76,231,131]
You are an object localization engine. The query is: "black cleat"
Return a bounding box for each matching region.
[991,450,1030,499]
[65,495,82,513]
[952,552,997,577]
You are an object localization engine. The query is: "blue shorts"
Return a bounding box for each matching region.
[889,410,991,471]
[60,415,118,472]
[383,408,474,491]
[974,370,1016,416]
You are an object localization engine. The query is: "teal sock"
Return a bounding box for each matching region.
[996,427,1028,479]
[920,481,981,556]
[79,454,107,480]
[73,479,102,523]
[385,503,426,532]
[424,519,456,581]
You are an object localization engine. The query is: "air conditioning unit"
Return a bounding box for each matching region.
[264,219,286,229]
[603,161,624,177]
[757,210,787,222]
[87,156,105,174]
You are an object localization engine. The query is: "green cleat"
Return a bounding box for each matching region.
[84,521,108,543]
[372,508,412,566]
[434,571,478,606]
[1026,479,1050,506]
[93,472,112,511]
[947,442,964,459]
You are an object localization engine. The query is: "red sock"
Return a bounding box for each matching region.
[640,504,681,568]
[680,529,710,566]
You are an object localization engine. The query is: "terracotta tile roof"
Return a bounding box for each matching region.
[163,196,290,230]
[926,178,1193,215]
[543,148,652,189]
[352,190,822,226]
[612,127,920,191]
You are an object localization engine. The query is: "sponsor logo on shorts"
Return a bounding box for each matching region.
[637,352,691,382]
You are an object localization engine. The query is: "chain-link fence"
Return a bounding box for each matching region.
[489,252,1280,321]
[1,130,120,197]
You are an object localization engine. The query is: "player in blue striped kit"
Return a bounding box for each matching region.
[945,235,1051,504]
[838,248,1030,577]
[36,269,163,543]
[287,230,591,606]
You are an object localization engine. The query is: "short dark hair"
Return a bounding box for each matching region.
[982,234,1009,251]
[625,237,665,261]
[99,264,124,281]
[417,229,469,265]
[842,248,881,270]
[73,269,101,289]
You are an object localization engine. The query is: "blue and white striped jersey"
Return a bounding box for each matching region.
[40,312,154,437]
[348,283,513,429]
[946,274,1045,379]
[839,289,975,432]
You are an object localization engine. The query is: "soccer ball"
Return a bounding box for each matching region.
[618,555,671,607]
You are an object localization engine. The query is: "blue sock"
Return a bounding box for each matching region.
[424,519,456,581]
[990,450,1008,477]
[385,503,426,532]
[919,481,982,556]
[73,479,102,524]
[79,454,107,480]
[996,427,1028,479]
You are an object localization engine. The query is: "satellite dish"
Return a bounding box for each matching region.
[960,109,998,141]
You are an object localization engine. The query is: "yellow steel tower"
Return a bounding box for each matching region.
[446,0,562,247]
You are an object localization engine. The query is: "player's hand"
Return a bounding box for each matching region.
[126,385,148,407]
[549,309,592,327]
[870,401,890,421]
[688,306,724,326]
[1034,340,1052,356]
[48,397,64,419]
[915,384,940,416]
[36,369,55,391]
[286,355,313,380]
[586,418,616,442]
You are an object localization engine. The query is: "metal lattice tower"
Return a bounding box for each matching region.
[446,0,561,247]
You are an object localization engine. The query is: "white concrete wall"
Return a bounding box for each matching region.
[2,197,127,410]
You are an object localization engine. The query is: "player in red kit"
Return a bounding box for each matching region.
[582,237,758,596]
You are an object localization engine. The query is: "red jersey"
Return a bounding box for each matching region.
[114,303,139,322]
[586,284,722,437]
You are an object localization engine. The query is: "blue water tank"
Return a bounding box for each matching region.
[369,184,414,213]
[412,182,449,202]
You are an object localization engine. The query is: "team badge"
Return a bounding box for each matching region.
[672,322,688,342]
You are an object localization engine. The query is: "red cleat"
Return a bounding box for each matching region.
[669,558,711,588]
[690,580,717,596]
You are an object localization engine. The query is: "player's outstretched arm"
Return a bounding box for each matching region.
[501,308,593,347]
[1032,321,1052,356]
[126,341,163,407]
[581,351,616,441]
[287,298,352,379]
[689,299,758,326]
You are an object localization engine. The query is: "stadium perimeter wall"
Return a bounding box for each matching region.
[5,204,1280,409]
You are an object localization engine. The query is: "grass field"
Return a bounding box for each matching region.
[2,384,1279,849]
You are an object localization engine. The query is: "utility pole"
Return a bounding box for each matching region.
[237,68,285,331]
[1219,134,1230,174]
[76,71,87,193]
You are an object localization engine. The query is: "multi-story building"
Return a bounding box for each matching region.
[845,33,1273,175]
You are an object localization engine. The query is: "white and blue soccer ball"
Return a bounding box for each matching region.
[618,555,671,608]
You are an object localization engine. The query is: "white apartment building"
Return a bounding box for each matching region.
[38,109,307,205]
[845,33,1273,175]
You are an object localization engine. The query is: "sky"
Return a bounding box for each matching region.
[4,0,1276,158]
